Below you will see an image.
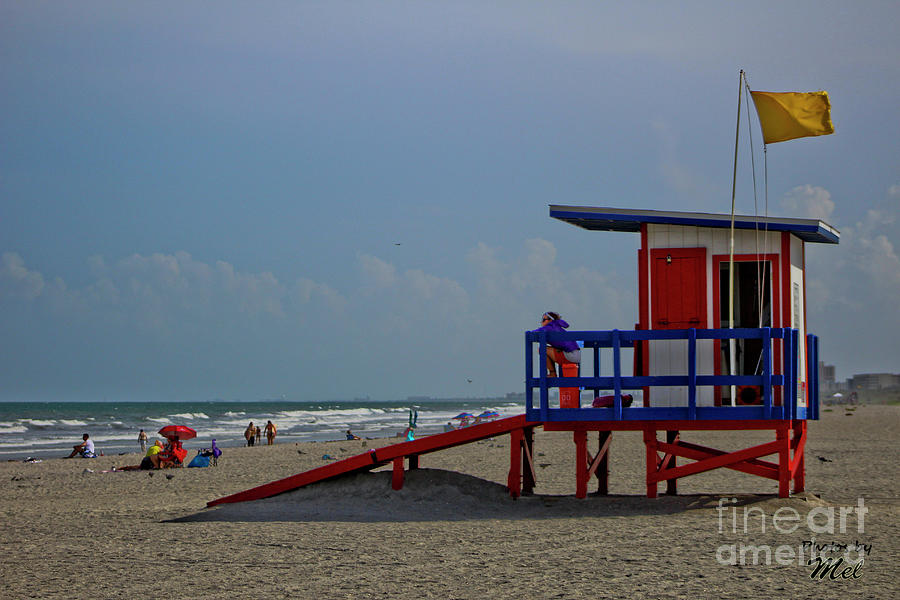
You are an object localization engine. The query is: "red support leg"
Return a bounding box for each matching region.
[574,430,588,498]
[508,428,523,498]
[392,457,404,490]
[792,420,806,494]
[644,428,658,499]
[777,425,790,498]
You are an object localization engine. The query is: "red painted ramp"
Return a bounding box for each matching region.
[208,414,537,507]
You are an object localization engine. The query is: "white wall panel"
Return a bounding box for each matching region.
[643,224,795,408]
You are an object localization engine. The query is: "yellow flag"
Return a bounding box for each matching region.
[750,90,834,144]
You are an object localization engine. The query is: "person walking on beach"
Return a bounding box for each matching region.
[255,424,262,445]
[245,422,255,447]
[138,429,148,452]
[265,420,277,445]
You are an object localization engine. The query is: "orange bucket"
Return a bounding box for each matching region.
[559,362,580,408]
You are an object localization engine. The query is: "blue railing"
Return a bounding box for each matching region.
[525,327,819,423]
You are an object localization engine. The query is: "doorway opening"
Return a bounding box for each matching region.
[718,259,773,405]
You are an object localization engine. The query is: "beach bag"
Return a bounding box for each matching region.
[187,454,211,468]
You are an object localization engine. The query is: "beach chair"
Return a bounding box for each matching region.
[195,440,222,466]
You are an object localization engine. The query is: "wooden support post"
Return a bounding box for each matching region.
[596,431,611,495]
[522,427,536,496]
[392,457,404,491]
[574,430,588,499]
[644,428,658,498]
[665,430,679,495]
[508,428,523,498]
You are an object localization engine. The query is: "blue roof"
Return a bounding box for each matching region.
[549,205,840,244]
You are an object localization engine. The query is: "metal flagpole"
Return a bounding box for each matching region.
[727,70,744,406]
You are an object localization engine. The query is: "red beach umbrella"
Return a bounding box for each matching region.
[158,425,197,441]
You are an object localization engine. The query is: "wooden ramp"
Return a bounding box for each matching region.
[207,414,539,507]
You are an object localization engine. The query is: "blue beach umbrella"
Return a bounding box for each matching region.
[452,412,474,420]
[477,410,500,419]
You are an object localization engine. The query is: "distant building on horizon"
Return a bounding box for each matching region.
[818,361,843,393]
[817,361,899,399]
[819,362,836,385]
[848,373,900,391]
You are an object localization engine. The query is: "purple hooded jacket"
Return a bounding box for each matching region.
[532,317,580,352]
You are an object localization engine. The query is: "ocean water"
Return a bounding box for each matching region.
[0,399,524,461]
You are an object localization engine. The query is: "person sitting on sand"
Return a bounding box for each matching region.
[345,429,360,440]
[145,438,163,457]
[152,436,187,469]
[116,455,155,471]
[265,420,277,445]
[65,434,96,458]
[532,311,581,377]
[113,439,165,471]
[139,439,163,469]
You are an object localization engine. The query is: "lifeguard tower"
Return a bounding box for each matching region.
[208,205,840,508]
[524,205,839,498]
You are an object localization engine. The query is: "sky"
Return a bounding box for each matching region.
[1,2,898,402]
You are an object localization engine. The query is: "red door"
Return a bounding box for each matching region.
[650,248,707,329]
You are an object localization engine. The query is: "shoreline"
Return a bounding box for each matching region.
[0,399,520,462]
[1,429,422,463]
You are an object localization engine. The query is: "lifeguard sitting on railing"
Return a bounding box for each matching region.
[532,312,581,377]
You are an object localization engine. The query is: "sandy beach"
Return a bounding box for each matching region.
[1,405,896,599]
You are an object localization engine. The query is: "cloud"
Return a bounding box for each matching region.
[804,187,900,375]
[781,185,835,221]
[354,253,470,340]
[358,254,398,289]
[843,209,900,290]
[467,238,635,330]
[0,240,679,399]
[2,251,349,334]
[288,278,346,318]
[0,252,45,300]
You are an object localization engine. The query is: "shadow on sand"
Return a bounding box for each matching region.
[167,468,824,523]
